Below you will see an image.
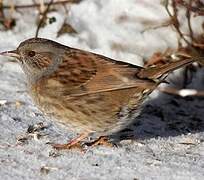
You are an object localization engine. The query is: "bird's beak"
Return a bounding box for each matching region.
[0,50,20,60]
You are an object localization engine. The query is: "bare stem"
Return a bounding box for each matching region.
[35,0,54,38]
[3,0,81,10]
[186,0,194,42]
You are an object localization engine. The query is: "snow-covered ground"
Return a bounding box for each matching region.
[0,0,204,179]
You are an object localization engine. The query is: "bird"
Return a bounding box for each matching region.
[0,38,202,150]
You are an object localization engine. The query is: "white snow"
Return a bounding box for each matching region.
[178,89,198,97]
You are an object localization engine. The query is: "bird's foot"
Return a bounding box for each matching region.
[51,132,88,151]
[85,136,114,147]
[50,134,114,151]
[52,142,83,151]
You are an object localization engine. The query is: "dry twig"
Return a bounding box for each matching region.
[164,0,191,46]
[3,0,81,9]
[158,86,204,97]
[186,0,194,42]
[35,0,54,38]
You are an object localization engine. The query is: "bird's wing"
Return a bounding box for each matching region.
[53,48,157,97]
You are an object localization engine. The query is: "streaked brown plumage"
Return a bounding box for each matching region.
[0,38,202,149]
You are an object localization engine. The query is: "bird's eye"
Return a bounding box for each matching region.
[28,51,35,57]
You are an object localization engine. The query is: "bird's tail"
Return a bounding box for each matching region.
[137,57,204,80]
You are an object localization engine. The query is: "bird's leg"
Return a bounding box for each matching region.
[85,136,114,147]
[52,132,89,150]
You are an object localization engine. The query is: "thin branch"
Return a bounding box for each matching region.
[179,1,204,16]
[164,0,192,46]
[3,0,81,10]
[0,0,4,18]
[158,86,204,97]
[164,0,201,88]
[192,41,204,48]
[186,0,194,42]
[172,1,191,45]
[35,0,54,38]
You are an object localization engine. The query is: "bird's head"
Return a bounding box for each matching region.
[0,38,66,80]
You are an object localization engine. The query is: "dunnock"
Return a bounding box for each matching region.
[0,38,202,149]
